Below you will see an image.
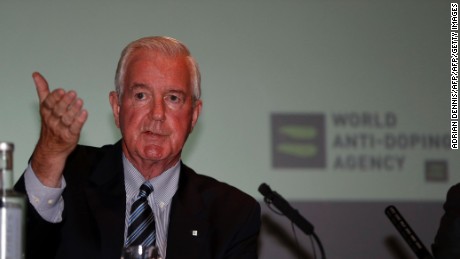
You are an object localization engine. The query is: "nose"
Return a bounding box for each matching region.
[150,99,166,121]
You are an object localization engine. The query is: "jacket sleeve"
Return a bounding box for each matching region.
[432,183,460,259]
[224,200,261,259]
[15,174,62,259]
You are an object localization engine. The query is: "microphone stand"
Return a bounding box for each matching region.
[262,195,326,259]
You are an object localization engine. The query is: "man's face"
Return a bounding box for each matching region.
[110,49,201,171]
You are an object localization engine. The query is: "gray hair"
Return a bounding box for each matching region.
[114,36,201,101]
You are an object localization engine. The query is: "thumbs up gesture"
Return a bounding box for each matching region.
[30,72,88,187]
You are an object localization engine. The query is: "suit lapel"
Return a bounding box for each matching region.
[166,164,210,259]
[85,142,126,258]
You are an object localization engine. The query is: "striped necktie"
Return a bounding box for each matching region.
[126,181,156,247]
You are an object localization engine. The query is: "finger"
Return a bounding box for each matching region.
[69,109,88,136]
[53,91,76,118]
[60,97,83,126]
[41,88,64,113]
[32,72,50,103]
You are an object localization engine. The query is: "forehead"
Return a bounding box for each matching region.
[123,49,191,90]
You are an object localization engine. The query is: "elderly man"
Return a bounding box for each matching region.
[15,36,260,259]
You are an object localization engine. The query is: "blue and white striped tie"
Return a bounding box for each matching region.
[125,181,156,247]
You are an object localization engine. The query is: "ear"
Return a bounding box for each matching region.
[190,100,202,131]
[109,91,121,128]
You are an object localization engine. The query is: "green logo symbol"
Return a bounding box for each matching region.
[277,125,318,157]
[272,114,326,168]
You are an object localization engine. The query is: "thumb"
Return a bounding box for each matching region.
[32,72,50,103]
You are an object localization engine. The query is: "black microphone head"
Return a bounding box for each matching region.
[258,183,272,197]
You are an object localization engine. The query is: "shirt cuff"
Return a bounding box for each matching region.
[24,164,66,223]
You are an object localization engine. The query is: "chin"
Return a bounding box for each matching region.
[140,147,162,158]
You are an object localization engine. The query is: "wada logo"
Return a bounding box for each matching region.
[277,126,318,157]
[272,113,326,168]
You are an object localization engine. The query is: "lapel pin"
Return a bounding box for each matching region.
[192,230,198,236]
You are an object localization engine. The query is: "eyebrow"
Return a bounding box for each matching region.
[167,89,186,95]
[129,83,188,96]
[129,83,149,91]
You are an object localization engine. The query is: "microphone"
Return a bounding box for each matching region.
[385,205,434,259]
[258,183,314,235]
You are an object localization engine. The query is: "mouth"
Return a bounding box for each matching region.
[142,130,169,138]
[144,130,164,135]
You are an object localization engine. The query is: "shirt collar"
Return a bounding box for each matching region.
[122,154,180,207]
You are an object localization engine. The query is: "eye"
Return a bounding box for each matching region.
[168,95,179,102]
[165,93,184,104]
[134,92,146,100]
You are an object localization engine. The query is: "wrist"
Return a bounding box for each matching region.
[31,147,67,188]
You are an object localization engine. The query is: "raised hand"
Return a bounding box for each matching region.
[30,72,88,187]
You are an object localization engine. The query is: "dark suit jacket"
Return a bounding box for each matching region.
[14,142,261,259]
[432,183,460,259]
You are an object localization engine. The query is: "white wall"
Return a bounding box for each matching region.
[0,0,456,201]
